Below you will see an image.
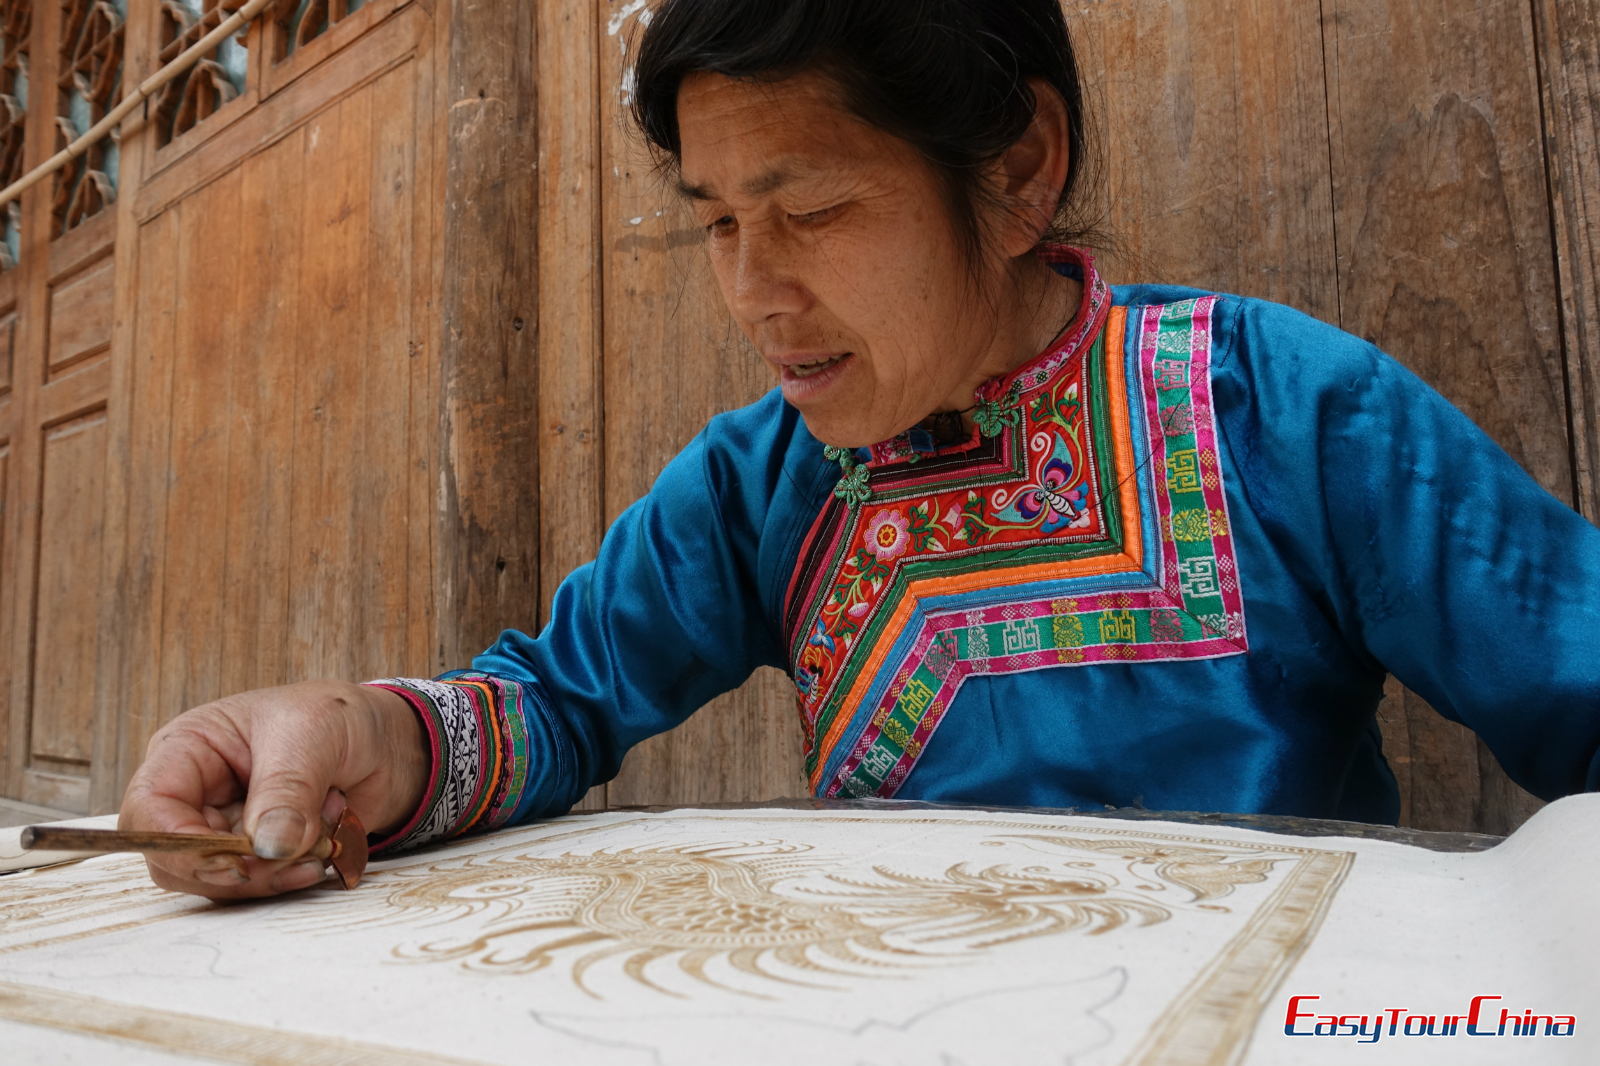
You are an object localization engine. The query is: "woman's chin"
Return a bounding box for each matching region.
[795,408,902,452]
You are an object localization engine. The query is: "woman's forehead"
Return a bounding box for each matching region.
[676,73,903,199]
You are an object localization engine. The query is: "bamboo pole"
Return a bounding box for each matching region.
[0,0,274,209]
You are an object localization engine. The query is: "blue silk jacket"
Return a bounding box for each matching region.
[370,252,1600,850]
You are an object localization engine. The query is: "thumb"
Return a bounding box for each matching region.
[238,708,344,860]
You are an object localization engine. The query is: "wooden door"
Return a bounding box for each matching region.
[94,0,449,817]
[0,0,543,822]
[0,0,129,818]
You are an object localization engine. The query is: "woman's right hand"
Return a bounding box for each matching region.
[117,680,428,899]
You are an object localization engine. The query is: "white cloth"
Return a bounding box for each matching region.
[1,798,1594,1065]
[0,813,116,874]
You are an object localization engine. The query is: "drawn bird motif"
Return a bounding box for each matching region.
[275,834,1281,1000]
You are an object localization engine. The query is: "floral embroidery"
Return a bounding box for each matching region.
[783,256,1247,801]
[865,509,912,562]
[804,346,1108,659]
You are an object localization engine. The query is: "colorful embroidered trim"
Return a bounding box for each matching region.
[363,674,534,852]
[783,281,1248,800]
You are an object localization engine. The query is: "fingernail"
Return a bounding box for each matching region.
[252,807,307,860]
[196,866,251,887]
[270,860,329,893]
[195,855,247,876]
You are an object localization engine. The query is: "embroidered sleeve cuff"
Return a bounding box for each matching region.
[362,675,537,853]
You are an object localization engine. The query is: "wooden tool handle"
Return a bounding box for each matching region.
[20,808,367,890]
[19,825,334,860]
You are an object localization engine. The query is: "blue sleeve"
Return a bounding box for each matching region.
[367,391,828,849]
[1215,296,1600,801]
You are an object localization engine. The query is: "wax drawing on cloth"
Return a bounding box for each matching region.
[0,810,1352,1066]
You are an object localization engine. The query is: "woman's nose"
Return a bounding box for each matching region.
[727,230,811,323]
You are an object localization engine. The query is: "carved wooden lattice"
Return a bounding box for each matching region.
[271,0,363,61]
[0,0,29,267]
[155,0,247,147]
[52,0,124,236]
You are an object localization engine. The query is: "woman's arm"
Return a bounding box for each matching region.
[363,395,823,850]
[119,391,825,896]
[1219,297,1600,800]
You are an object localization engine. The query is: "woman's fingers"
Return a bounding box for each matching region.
[144,852,333,899]
[133,787,346,899]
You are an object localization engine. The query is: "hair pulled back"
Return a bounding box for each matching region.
[630,0,1101,263]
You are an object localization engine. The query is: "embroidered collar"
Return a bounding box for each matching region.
[785,292,1249,800]
[825,247,1112,500]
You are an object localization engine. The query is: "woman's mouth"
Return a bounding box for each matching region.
[789,353,848,378]
[777,352,854,403]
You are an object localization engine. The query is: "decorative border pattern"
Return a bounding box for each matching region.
[364,675,533,852]
[787,291,1249,799]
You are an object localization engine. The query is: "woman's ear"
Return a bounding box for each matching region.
[994,78,1072,257]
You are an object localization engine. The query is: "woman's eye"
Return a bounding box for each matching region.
[790,205,840,227]
[706,215,736,234]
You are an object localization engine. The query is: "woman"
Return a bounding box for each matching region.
[123,0,1600,897]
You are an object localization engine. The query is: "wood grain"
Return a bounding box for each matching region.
[1533,0,1600,522]
[89,0,161,814]
[290,93,371,683]
[435,0,541,668]
[408,14,443,679]
[218,128,302,697]
[1071,0,1339,321]
[157,168,240,720]
[357,63,421,680]
[535,0,605,809]
[99,206,180,805]
[3,0,65,801]
[89,10,444,799]
[605,666,808,808]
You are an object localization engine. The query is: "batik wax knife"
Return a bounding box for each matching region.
[18,807,369,889]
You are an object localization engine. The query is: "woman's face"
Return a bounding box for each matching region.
[676,72,1046,448]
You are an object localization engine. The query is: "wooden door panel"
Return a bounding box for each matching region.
[45,255,114,377]
[155,168,245,719]
[134,2,433,220]
[25,408,107,811]
[1533,0,1600,523]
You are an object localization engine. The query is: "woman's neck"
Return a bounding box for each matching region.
[931,254,1085,436]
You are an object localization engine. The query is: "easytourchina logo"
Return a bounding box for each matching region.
[1283,995,1578,1042]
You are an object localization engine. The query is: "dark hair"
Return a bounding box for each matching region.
[630,0,1100,265]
